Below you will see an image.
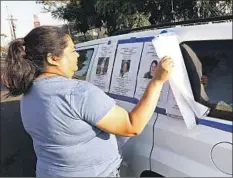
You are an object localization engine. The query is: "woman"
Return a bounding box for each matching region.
[1,26,173,177]
[144,60,158,79]
[120,60,130,78]
[99,59,106,75]
[96,58,108,75]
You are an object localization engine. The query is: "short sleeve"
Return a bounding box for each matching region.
[70,82,116,126]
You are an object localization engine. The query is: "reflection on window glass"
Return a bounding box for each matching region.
[74,49,94,80]
[181,40,232,120]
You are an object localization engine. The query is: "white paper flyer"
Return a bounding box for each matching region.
[134,42,169,108]
[109,43,144,97]
[89,42,117,92]
[152,32,210,129]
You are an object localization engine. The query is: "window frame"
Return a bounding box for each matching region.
[74,44,99,81]
[180,40,232,122]
[74,48,94,80]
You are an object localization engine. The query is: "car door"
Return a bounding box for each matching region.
[150,39,232,177]
[119,100,156,177]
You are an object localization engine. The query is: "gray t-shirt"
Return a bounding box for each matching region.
[20,76,122,177]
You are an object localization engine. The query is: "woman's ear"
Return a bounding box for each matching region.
[46,53,60,66]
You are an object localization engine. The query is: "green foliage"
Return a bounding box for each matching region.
[38,0,232,36]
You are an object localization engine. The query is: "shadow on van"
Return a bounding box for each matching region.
[0,97,36,177]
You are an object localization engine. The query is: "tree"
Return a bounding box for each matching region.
[36,1,70,13]
[37,0,102,35]
[38,0,232,37]
[196,0,232,18]
[38,0,150,35]
[95,0,150,35]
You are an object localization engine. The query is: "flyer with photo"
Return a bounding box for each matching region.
[134,42,169,108]
[89,42,117,92]
[109,43,144,97]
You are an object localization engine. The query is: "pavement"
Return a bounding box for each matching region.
[0,90,36,176]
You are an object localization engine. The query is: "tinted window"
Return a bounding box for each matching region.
[181,40,232,121]
[74,49,94,80]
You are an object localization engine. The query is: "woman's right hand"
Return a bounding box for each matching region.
[152,56,174,83]
[96,56,174,137]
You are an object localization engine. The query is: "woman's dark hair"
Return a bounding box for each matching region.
[1,26,69,97]
[143,60,158,79]
[150,60,158,69]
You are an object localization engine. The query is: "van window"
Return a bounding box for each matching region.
[180,40,232,121]
[74,49,94,80]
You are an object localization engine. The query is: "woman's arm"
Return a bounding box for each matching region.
[96,56,174,136]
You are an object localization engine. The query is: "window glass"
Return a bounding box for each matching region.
[181,40,232,121]
[74,49,94,80]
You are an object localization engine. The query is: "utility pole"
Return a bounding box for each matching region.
[6,6,17,40]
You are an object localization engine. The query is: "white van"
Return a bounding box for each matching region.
[75,18,232,177]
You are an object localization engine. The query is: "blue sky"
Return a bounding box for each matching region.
[1,1,66,44]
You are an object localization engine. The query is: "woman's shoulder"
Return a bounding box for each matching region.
[32,76,96,96]
[70,79,100,96]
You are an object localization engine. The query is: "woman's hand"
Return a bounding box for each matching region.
[96,56,174,137]
[152,56,174,83]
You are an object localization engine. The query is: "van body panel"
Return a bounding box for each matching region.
[75,21,232,177]
[76,22,232,48]
[150,114,232,177]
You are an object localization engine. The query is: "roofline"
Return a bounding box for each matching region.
[76,17,232,48]
[112,15,233,36]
